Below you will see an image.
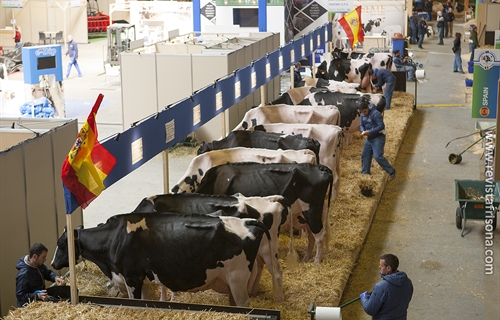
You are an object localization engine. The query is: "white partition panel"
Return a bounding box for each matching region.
[0,146,29,316]
[156,54,193,110]
[121,53,158,130]
[0,120,81,316]
[191,54,230,142]
[0,131,37,151]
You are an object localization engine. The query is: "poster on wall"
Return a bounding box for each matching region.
[471,49,500,119]
[130,1,193,45]
[2,0,22,8]
[201,0,217,25]
[216,0,284,6]
[357,5,403,37]
[285,0,328,43]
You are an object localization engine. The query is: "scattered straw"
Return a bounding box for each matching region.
[4,93,413,319]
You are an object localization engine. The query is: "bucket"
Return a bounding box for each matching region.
[465,79,473,87]
[449,153,463,164]
[468,61,474,74]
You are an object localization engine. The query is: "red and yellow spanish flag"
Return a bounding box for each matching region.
[61,94,116,213]
[339,6,364,50]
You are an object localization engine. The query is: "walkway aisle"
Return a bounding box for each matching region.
[340,107,500,319]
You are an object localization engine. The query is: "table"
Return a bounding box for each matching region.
[43,31,58,44]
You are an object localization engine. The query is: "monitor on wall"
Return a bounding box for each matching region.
[233,8,258,28]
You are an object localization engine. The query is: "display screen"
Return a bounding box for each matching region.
[37,56,56,70]
[233,8,258,28]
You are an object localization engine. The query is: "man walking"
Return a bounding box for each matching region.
[359,102,396,180]
[65,35,82,78]
[360,254,413,319]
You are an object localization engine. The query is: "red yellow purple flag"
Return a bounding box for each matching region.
[338,6,364,50]
[61,94,116,213]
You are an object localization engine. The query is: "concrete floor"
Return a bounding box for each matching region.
[7,22,499,319]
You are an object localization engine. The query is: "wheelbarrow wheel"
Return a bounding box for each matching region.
[456,207,462,229]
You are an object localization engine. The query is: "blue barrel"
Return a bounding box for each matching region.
[465,79,473,87]
[468,61,474,74]
[392,38,405,57]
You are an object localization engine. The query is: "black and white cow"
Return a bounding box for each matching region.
[251,124,343,199]
[269,86,327,105]
[304,78,361,93]
[298,91,386,148]
[172,147,317,194]
[234,105,340,131]
[51,213,270,306]
[134,193,289,301]
[195,162,333,263]
[197,130,321,164]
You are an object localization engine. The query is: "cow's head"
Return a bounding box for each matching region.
[51,226,83,270]
[197,142,210,155]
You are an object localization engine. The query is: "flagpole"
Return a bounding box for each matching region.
[65,213,78,304]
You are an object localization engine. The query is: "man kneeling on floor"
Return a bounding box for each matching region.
[360,102,396,181]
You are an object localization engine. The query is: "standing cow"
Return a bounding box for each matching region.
[51,213,270,307]
[197,130,321,164]
[133,193,289,301]
[234,105,340,131]
[172,147,317,194]
[298,91,386,147]
[195,162,333,263]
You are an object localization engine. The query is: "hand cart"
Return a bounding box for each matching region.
[455,179,498,237]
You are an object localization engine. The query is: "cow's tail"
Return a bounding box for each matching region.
[247,220,279,298]
[325,170,333,248]
[286,204,299,270]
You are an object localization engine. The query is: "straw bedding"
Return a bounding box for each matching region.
[3,92,413,319]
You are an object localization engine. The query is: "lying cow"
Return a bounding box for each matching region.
[134,193,288,301]
[195,162,333,263]
[298,91,386,147]
[51,213,270,307]
[172,147,317,194]
[234,105,340,131]
[197,130,321,164]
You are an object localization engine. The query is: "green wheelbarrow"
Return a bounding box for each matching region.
[455,179,498,237]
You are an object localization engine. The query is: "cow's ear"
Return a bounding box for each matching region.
[76,225,84,230]
[73,229,78,238]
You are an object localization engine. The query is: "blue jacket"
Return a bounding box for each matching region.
[65,40,78,60]
[361,271,414,320]
[360,107,385,140]
[16,255,58,307]
[293,68,302,87]
[373,68,395,88]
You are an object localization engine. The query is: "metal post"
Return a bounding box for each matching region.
[162,150,169,193]
[65,213,78,305]
[260,85,266,105]
[221,111,227,138]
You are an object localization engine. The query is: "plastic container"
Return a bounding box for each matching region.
[467,61,474,73]
[465,79,473,87]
